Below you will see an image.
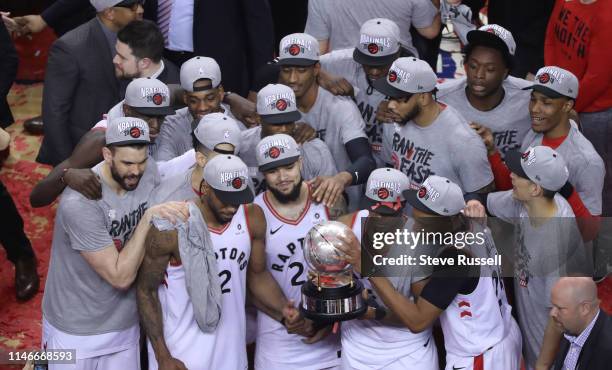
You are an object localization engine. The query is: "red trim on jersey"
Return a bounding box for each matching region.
[209,222,230,235]
[244,205,253,240]
[541,134,568,150]
[460,311,472,318]
[263,191,312,225]
[458,300,471,308]
[474,353,484,370]
[192,187,203,197]
[324,205,331,220]
[350,211,359,229]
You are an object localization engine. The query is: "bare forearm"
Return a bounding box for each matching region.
[0,128,9,151]
[248,270,288,321]
[137,287,171,360]
[369,277,427,332]
[113,212,154,287]
[30,161,70,207]
[536,317,563,369]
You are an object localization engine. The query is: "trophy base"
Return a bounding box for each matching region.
[300,280,367,322]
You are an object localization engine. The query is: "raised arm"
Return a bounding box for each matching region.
[30,130,106,207]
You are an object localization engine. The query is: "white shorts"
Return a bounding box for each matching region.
[445,318,522,370]
[341,336,438,370]
[46,346,140,370]
[246,306,258,345]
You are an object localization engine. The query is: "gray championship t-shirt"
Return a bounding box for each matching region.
[320,48,392,167]
[437,76,532,159]
[42,161,160,335]
[382,104,494,192]
[152,170,197,205]
[521,122,605,215]
[240,126,338,195]
[487,190,586,369]
[305,0,437,57]
[156,103,238,161]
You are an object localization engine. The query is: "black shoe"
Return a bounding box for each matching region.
[15,256,40,301]
[24,115,44,135]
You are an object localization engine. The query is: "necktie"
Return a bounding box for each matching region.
[157,0,174,46]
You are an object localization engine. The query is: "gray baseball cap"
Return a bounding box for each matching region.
[257,84,301,124]
[180,56,222,92]
[278,33,320,66]
[522,66,579,99]
[106,117,150,146]
[203,155,254,205]
[374,57,437,98]
[362,168,410,215]
[124,78,175,116]
[404,176,466,216]
[256,134,301,172]
[505,146,569,191]
[90,0,122,12]
[467,24,516,56]
[353,18,401,66]
[193,112,242,154]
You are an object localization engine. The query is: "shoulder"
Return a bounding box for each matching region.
[441,106,478,138]
[245,203,266,239]
[302,138,332,155]
[146,227,178,256]
[504,76,532,91]
[56,19,95,46]
[436,77,467,98]
[568,126,604,166]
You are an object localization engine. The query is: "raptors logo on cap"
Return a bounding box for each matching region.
[486,27,497,35]
[417,186,427,198]
[129,127,141,138]
[521,150,530,160]
[275,99,288,111]
[377,187,389,199]
[231,177,243,189]
[288,44,301,56]
[152,93,164,106]
[367,43,379,54]
[388,71,398,83]
[268,147,281,159]
[538,73,551,84]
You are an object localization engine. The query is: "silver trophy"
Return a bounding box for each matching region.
[300,221,367,322]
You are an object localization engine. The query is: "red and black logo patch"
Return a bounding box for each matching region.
[275,99,288,111]
[268,146,281,159]
[521,150,530,160]
[367,43,379,54]
[538,73,551,84]
[388,71,398,83]
[129,127,142,138]
[417,186,427,198]
[152,93,164,106]
[486,28,497,35]
[377,187,389,199]
[231,177,243,189]
[288,44,301,56]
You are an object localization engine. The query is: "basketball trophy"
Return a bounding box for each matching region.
[300,221,367,322]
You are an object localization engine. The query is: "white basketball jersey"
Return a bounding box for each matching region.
[439,224,514,357]
[148,206,252,370]
[342,210,435,370]
[253,191,341,370]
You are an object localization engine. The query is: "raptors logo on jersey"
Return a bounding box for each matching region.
[253,191,340,370]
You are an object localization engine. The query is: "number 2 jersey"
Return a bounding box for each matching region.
[147,206,252,370]
[253,191,341,370]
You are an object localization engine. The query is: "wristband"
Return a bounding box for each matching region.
[559,181,574,199]
[375,307,387,321]
[60,168,70,185]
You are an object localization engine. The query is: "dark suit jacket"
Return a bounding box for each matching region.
[553,310,612,370]
[144,0,274,96]
[37,18,120,166]
[158,58,180,85]
[0,21,18,128]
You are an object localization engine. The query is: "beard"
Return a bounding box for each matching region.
[110,164,143,191]
[269,179,303,204]
[397,104,421,126]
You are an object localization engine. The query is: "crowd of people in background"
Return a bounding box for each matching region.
[0,0,611,369]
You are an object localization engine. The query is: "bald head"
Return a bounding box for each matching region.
[550,277,600,336]
[553,277,598,305]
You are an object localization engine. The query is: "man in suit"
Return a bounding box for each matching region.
[143,0,274,97]
[36,0,143,166]
[542,277,612,370]
[0,19,17,128]
[113,19,179,85]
